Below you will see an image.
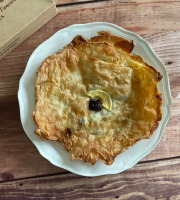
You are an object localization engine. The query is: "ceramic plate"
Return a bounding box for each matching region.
[18,22,172,177]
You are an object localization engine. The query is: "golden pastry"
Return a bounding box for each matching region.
[33,32,162,165]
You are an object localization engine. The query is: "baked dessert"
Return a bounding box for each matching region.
[33,31,162,165]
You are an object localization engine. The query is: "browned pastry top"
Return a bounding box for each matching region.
[33,31,162,165]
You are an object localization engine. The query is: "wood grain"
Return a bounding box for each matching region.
[0,0,179,189]
[0,158,179,199]
[56,0,180,34]
[0,96,63,182]
[55,0,94,5]
[0,29,179,181]
[0,17,180,97]
[56,0,180,5]
[141,31,180,161]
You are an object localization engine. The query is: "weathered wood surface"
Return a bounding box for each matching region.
[0,158,180,200]
[57,0,180,34]
[0,0,179,181]
[55,0,94,5]
[57,0,180,4]
[0,30,179,181]
[0,0,179,199]
[0,30,180,180]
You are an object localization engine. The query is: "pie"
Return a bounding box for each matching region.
[33,31,162,165]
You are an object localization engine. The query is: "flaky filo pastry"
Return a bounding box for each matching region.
[33,32,162,165]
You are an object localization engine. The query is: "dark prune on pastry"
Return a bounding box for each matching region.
[89,98,102,111]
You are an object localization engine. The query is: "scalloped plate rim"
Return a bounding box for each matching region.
[18,22,172,177]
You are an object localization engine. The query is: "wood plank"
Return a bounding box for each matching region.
[56,0,180,5]
[54,0,94,5]
[0,1,179,182]
[1,0,174,93]
[0,0,179,197]
[143,31,180,75]
[0,30,179,98]
[141,31,180,161]
[0,95,64,182]
[56,0,180,34]
[0,30,179,181]
[0,158,179,199]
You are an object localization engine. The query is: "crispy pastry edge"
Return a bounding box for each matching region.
[33,32,163,165]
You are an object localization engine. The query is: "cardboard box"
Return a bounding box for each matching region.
[0,0,57,60]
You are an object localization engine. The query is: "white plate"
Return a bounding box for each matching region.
[18,22,172,177]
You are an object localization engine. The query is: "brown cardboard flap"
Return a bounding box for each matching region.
[0,0,57,60]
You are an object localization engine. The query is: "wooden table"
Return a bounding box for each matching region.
[0,0,180,199]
